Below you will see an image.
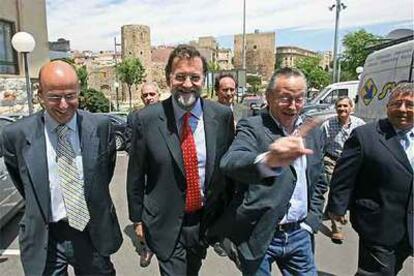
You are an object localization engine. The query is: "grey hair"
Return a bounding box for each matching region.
[335,96,354,108]
[265,67,307,97]
[141,82,160,94]
[388,82,414,103]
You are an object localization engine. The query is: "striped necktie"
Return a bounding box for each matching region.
[56,124,90,231]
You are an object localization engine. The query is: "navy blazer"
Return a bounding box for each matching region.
[328,119,413,249]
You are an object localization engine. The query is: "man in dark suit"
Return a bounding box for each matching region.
[217,68,327,275]
[218,68,327,275]
[127,44,235,275]
[327,82,413,275]
[1,61,123,275]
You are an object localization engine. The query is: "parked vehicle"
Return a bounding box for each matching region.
[356,39,414,122]
[103,113,127,151]
[310,81,360,106]
[0,116,24,229]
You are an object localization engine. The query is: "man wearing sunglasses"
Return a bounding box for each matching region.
[1,60,122,275]
[127,44,235,275]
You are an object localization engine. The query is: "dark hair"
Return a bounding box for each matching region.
[165,44,208,84]
[214,73,237,92]
[265,67,307,97]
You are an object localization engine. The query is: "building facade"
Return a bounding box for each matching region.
[234,30,275,80]
[276,46,332,71]
[0,0,49,114]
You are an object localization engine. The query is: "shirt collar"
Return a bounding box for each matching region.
[44,111,78,133]
[172,97,203,121]
[268,111,303,136]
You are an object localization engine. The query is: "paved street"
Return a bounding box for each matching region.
[1,153,413,275]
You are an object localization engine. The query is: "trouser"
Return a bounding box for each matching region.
[323,155,343,236]
[43,220,115,276]
[157,210,207,276]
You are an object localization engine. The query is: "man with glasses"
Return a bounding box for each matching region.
[217,68,327,275]
[327,82,413,275]
[127,44,235,275]
[1,60,122,275]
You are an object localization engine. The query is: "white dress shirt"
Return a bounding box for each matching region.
[44,112,84,222]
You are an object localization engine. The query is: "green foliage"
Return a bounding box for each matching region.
[207,61,220,72]
[76,65,89,89]
[295,56,330,90]
[116,57,146,109]
[246,75,262,93]
[79,88,110,113]
[341,29,380,80]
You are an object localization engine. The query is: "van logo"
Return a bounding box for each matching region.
[360,79,377,106]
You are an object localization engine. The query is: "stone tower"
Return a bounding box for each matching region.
[121,24,152,81]
[234,30,276,80]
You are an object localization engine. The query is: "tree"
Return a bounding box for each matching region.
[295,56,330,90]
[341,29,380,80]
[76,65,88,90]
[246,75,262,94]
[207,60,220,72]
[80,88,111,113]
[116,57,146,109]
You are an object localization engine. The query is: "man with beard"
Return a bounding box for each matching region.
[127,44,235,275]
[321,96,365,243]
[327,82,413,275]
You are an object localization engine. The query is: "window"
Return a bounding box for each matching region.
[322,89,349,104]
[0,20,18,74]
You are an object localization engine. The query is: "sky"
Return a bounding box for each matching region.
[46,0,413,52]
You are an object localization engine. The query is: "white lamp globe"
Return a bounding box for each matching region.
[11,32,36,53]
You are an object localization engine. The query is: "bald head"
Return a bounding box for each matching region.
[38,60,79,93]
[141,82,160,106]
[38,60,80,124]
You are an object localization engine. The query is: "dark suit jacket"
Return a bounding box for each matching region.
[126,97,235,261]
[327,119,413,249]
[1,110,123,275]
[216,110,327,262]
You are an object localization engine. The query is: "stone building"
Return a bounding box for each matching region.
[190,36,218,63]
[49,38,71,60]
[234,30,275,80]
[0,0,49,114]
[121,24,152,81]
[217,48,233,71]
[276,46,332,71]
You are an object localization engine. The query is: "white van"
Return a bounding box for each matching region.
[356,39,414,121]
[310,80,360,105]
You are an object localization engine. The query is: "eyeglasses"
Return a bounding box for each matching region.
[46,93,78,103]
[388,100,414,110]
[172,73,203,84]
[276,95,305,105]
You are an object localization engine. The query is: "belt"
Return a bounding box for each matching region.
[276,221,301,232]
[325,152,339,161]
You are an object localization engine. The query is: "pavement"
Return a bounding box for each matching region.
[1,153,413,275]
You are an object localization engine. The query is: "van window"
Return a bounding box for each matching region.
[322,89,348,104]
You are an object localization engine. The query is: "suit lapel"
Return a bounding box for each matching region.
[158,98,185,176]
[22,112,50,223]
[203,101,218,188]
[77,111,99,202]
[378,119,412,173]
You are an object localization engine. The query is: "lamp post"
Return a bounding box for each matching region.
[11,32,36,115]
[114,81,120,111]
[329,0,346,83]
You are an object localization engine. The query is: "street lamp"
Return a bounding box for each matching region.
[329,0,347,83]
[11,32,36,115]
[114,81,120,111]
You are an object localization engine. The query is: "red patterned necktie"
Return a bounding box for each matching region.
[180,112,202,212]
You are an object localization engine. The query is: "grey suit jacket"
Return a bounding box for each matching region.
[217,110,327,261]
[127,97,235,261]
[328,119,413,250]
[1,110,123,275]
